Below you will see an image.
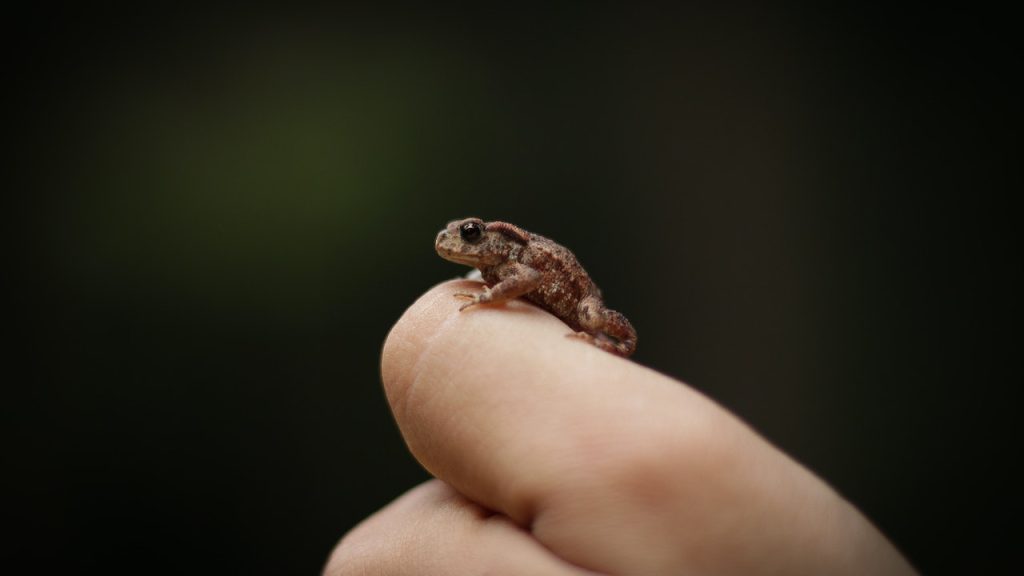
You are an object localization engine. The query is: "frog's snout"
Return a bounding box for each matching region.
[435,229,459,258]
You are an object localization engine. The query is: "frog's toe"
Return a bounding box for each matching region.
[457,299,480,311]
[566,331,631,356]
[454,293,479,312]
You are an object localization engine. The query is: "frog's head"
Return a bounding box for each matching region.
[435,217,525,268]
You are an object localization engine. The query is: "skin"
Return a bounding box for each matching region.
[325,282,917,576]
[435,217,637,356]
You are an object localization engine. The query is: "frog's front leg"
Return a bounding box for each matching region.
[455,263,541,311]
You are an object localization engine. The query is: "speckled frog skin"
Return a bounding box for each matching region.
[435,217,637,357]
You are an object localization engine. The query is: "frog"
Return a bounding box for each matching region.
[434,217,637,357]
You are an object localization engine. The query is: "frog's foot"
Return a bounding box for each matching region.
[566,331,631,357]
[566,331,595,344]
[454,286,492,311]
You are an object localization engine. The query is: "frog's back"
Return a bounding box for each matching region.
[518,232,600,325]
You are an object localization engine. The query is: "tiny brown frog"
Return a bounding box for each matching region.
[435,217,637,357]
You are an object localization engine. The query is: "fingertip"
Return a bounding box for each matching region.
[381,279,565,411]
[377,279,677,528]
[380,281,465,410]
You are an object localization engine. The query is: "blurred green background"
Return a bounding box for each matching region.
[12,4,1013,574]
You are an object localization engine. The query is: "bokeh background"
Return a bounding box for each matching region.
[12,4,1015,574]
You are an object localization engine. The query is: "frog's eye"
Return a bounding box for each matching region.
[459,221,484,243]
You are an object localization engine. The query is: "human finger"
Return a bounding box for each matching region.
[382,281,743,572]
[381,280,914,575]
[324,480,600,576]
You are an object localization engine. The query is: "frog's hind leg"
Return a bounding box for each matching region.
[570,296,637,357]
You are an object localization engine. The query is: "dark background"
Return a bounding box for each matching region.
[11,4,1016,574]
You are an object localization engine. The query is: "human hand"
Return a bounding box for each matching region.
[326,281,916,575]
